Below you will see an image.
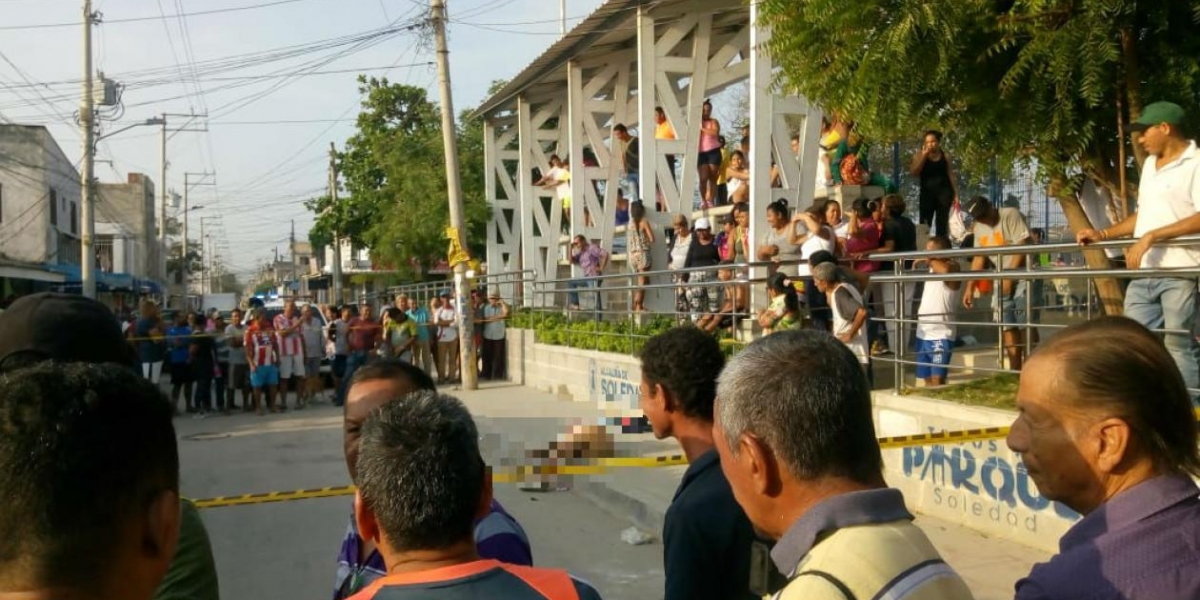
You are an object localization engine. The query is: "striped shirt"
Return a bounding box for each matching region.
[274,314,304,356]
[333,499,533,600]
[245,324,277,367]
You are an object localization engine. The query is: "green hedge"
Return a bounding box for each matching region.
[508,310,746,357]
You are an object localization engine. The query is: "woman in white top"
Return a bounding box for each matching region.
[724,150,750,204]
[534,154,572,229]
[790,205,836,277]
[824,199,849,256]
[668,213,693,317]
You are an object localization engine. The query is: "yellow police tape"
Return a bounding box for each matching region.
[190,428,1012,509]
[192,409,1200,509]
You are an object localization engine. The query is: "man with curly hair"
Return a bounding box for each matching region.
[638,327,775,600]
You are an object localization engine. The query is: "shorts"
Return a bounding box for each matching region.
[141,361,163,385]
[332,354,347,378]
[250,364,280,388]
[278,354,306,379]
[697,148,723,166]
[169,361,193,385]
[916,338,953,379]
[304,356,322,377]
[228,363,249,389]
[996,281,1029,331]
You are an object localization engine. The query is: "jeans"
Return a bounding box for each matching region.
[1124,277,1200,398]
[337,350,369,405]
[621,172,640,203]
[568,278,602,310]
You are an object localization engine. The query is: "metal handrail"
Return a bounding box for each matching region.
[867,234,1200,262]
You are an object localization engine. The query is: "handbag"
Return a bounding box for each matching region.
[949,199,968,243]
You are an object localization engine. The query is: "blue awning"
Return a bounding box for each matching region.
[45,263,153,293]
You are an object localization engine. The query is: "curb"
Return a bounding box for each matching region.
[572,478,667,537]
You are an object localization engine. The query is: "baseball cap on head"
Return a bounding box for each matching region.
[964,196,991,220]
[1130,101,1186,132]
[694,217,712,230]
[0,293,137,372]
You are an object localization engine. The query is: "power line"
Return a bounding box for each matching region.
[0,0,330,31]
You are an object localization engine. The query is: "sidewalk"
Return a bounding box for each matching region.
[453,381,1049,600]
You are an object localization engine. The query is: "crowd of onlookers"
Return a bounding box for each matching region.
[121,289,511,417]
[1,288,1196,600]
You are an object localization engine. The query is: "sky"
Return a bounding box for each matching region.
[0,0,606,281]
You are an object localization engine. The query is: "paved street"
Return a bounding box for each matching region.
[176,389,665,600]
[178,381,1047,600]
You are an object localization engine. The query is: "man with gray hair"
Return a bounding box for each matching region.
[713,330,972,600]
[346,390,601,600]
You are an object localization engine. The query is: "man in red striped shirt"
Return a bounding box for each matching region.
[245,308,281,415]
[274,300,306,410]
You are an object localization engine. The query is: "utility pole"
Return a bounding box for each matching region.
[290,219,297,289]
[158,113,208,284]
[430,0,476,390]
[328,142,343,306]
[560,0,566,35]
[181,172,212,310]
[200,220,207,295]
[159,115,168,283]
[80,0,97,298]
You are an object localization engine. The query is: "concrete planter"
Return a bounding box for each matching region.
[875,391,1078,553]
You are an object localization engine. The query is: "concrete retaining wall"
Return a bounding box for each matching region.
[874,392,1078,553]
[506,329,1077,552]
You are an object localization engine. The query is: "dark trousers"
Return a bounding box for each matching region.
[919,191,952,238]
[481,338,507,380]
[193,377,213,411]
[804,278,831,332]
[215,362,228,410]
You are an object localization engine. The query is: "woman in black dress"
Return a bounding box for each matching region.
[909,130,959,237]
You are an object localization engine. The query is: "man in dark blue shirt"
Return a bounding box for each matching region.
[638,327,774,600]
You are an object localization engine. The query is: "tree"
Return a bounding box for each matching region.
[165,240,204,285]
[759,0,1200,314]
[306,77,491,279]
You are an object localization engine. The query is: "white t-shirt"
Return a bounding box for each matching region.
[796,225,835,277]
[1134,141,1200,268]
[437,308,458,342]
[917,272,959,341]
[669,232,692,270]
[548,167,572,200]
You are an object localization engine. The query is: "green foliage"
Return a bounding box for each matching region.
[901,373,1019,411]
[507,310,747,357]
[758,0,1200,194]
[306,76,494,279]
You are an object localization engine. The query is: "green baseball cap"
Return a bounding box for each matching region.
[1131,101,1186,132]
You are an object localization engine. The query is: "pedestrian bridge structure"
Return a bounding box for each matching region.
[473,0,827,304]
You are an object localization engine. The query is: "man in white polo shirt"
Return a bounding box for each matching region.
[1078,101,1200,396]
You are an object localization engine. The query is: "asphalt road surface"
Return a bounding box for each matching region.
[177,398,665,600]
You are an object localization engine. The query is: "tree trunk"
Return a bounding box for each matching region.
[1056,192,1125,316]
[1119,28,1147,171]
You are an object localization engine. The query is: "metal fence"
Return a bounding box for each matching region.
[508,234,1200,395]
